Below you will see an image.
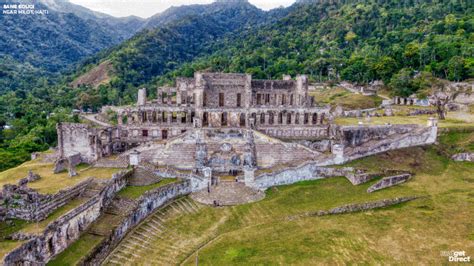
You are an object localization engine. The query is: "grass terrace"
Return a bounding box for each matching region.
[118,178,178,199]
[48,234,104,266]
[0,157,121,194]
[309,86,383,109]
[335,111,474,128]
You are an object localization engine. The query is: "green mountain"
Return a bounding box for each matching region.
[74,0,280,93]
[0,0,146,93]
[160,0,473,90]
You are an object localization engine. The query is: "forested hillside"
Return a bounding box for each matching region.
[159,0,473,95]
[0,0,144,93]
[0,0,472,172]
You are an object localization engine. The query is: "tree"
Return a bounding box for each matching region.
[389,68,419,97]
[428,80,461,120]
[447,56,465,81]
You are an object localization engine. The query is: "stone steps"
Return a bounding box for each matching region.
[103,197,202,265]
[104,197,137,216]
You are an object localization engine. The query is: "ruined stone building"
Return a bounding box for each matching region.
[57,72,437,177]
[116,72,330,139]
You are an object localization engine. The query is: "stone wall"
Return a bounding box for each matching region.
[288,196,419,219]
[82,180,193,264]
[57,123,98,163]
[251,162,356,190]
[0,178,92,222]
[451,152,474,162]
[253,130,320,168]
[341,124,437,162]
[367,174,411,193]
[2,170,132,264]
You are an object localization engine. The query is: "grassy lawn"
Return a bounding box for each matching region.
[117,178,178,199]
[309,87,383,109]
[48,233,104,266]
[176,146,473,265]
[101,129,473,265]
[0,158,121,194]
[335,112,474,128]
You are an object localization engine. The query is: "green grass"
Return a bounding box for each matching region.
[81,131,472,265]
[0,219,27,240]
[48,233,104,266]
[0,157,121,194]
[117,178,178,199]
[309,87,383,109]
[335,112,474,128]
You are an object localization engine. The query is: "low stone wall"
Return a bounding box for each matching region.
[345,172,378,185]
[82,180,193,264]
[367,174,411,193]
[1,178,93,222]
[451,152,474,162]
[288,196,420,220]
[2,170,132,264]
[251,163,356,190]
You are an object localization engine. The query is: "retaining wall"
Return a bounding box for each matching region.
[2,170,132,265]
[252,163,355,190]
[82,180,193,264]
[1,178,93,222]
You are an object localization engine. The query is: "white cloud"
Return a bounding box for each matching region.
[69,0,295,18]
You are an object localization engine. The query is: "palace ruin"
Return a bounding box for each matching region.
[1,73,440,264]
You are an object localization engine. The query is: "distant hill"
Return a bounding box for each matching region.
[72,0,283,90]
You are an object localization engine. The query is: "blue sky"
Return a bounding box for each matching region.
[69,0,296,18]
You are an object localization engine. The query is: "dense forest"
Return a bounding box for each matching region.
[0,0,472,171]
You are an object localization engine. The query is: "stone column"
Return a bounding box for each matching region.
[167,112,172,125]
[244,167,256,187]
[157,90,163,104]
[117,113,123,125]
[137,88,147,106]
[332,144,345,164]
[176,112,182,124]
[129,150,141,167]
[176,90,182,106]
[427,117,438,127]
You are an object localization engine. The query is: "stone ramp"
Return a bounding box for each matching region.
[94,156,129,168]
[190,181,265,206]
[103,197,203,265]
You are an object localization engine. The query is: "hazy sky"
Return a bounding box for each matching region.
[69,0,296,18]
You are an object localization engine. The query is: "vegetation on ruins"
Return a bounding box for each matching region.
[0,0,473,171]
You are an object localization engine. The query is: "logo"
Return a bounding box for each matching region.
[441,250,471,263]
[2,3,49,15]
